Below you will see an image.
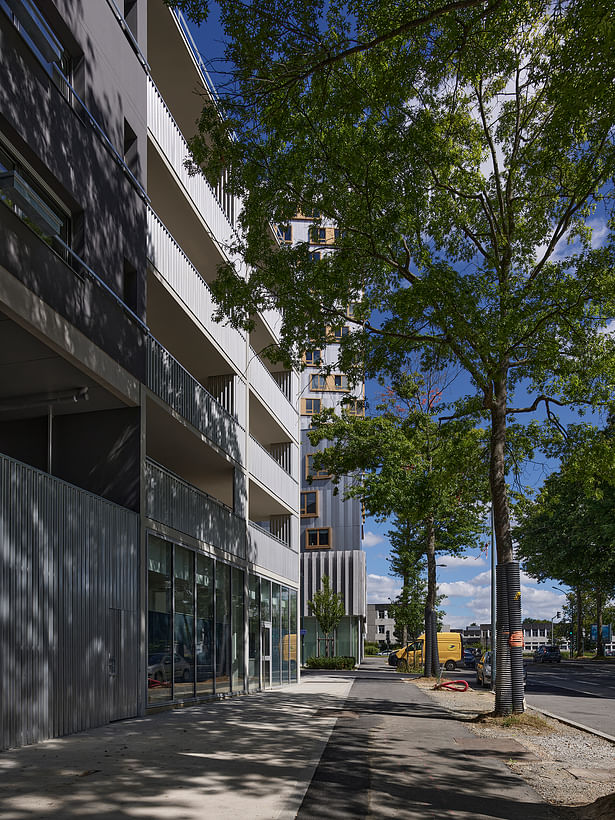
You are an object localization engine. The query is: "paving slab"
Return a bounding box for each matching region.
[0,676,353,820]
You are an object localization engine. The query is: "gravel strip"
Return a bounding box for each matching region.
[407,677,615,817]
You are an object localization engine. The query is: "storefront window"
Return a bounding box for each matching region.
[248,574,260,690]
[281,587,290,684]
[231,567,245,692]
[147,536,172,705]
[196,554,214,695]
[290,590,298,682]
[272,583,281,686]
[216,562,231,693]
[174,546,195,698]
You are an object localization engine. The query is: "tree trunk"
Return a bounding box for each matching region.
[490,377,524,714]
[576,587,584,657]
[596,589,604,657]
[423,518,440,677]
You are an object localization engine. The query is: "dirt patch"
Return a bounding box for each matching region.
[407,677,615,817]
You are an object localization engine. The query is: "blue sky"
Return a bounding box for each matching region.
[182,5,609,629]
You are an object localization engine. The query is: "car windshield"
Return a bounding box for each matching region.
[148,653,165,664]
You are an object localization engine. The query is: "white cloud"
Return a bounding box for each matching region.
[367,574,400,604]
[438,580,486,598]
[363,531,385,548]
[439,554,486,568]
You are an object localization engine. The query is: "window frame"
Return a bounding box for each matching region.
[305,454,331,480]
[305,527,332,549]
[304,350,322,367]
[300,490,319,517]
[301,398,321,415]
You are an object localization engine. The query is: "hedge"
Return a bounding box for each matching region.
[304,656,356,670]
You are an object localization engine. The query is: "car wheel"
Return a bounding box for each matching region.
[476,674,481,685]
[182,668,190,682]
[444,660,456,671]
[154,672,163,682]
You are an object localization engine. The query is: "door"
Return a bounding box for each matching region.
[261,622,272,689]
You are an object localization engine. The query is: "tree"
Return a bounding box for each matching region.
[308,374,488,675]
[387,520,429,646]
[173,0,615,713]
[515,424,615,656]
[307,575,346,657]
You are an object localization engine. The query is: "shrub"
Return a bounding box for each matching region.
[304,656,356,670]
[364,642,380,655]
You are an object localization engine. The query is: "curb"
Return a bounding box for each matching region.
[526,705,615,744]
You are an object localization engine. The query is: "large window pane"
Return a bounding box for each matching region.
[290,590,298,682]
[261,579,271,688]
[216,562,231,694]
[147,535,172,705]
[174,546,195,698]
[231,567,245,692]
[248,574,260,690]
[196,554,214,696]
[281,587,290,684]
[272,583,281,686]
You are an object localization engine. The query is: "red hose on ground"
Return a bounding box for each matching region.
[433,679,469,692]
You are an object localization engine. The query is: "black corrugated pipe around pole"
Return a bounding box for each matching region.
[424,606,433,677]
[495,563,512,715]
[431,611,440,675]
[507,561,525,713]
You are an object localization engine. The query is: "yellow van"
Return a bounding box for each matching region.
[388,632,462,671]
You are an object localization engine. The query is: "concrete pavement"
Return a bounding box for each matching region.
[0,662,565,819]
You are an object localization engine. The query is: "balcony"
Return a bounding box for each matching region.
[248,348,298,439]
[249,435,298,512]
[146,76,243,269]
[248,522,300,584]
[145,459,246,558]
[147,207,246,371]
[146,335,245,464]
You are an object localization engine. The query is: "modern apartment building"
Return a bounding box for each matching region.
[287,216,366,662]
[366,603,396,647]
[0,0,300,751]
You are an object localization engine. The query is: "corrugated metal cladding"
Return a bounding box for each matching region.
[0,454,139,751]
[301,550,366,618]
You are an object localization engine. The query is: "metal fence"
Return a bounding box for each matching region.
[0,453,139,750]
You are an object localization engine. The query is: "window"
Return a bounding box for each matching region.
[301,398,321,415]
[333,374,348,391]
[304,350,321,366]
[0,137,71,248]
[310,226,327,243]
[310,374,327,390]
[344,400,365,417]
[277,224,292,242]
[309,251,321,262]
[300,491,318,517]
[331,326,350,341]
[306,454,331,480]
[378,625,385,634]
[378,609,387,619]
[305,528,331,549]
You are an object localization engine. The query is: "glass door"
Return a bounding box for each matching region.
[261,622,272,689]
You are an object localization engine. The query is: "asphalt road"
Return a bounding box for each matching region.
[443,660,615,739]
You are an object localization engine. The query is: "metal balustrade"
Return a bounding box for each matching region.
[147,207,246,370]
[147,76,244,268]
[147,335,245,463]
[248,348,298,439]
[249,435,298,511]
[145,459,246,558]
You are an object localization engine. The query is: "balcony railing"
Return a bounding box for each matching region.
[147,76,243,264]
[146,459,246,558]
[249,436,298,512]
[147,207,246,371]
[147,335,245,464]
[248,348,298,439]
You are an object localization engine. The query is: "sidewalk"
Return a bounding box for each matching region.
[0,664,565,819]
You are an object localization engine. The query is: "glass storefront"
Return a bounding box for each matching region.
[146,533,298,703]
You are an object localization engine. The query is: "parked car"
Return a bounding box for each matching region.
[533,645,561,663]
[147,652,192,683]
[463,648,477,669]
[476,651,527,687]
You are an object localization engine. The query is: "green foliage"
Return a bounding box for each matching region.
[304,656,356,670]
[307,575,346,641]
[364,642,381,655]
